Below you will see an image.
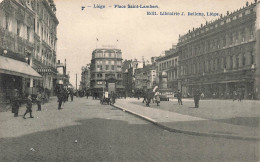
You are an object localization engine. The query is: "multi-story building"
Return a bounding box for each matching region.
[178,1,260,99]
[0,0,59,103]
[156,45,179,91]
[56,60,69,85]
[33,0,59,94]
[90,48,124,97]
[80,64,91,92]
[134,58,157,94]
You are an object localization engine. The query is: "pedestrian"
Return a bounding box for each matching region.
[238,91,243,102]
[146,90,153,107]
[57,91,63,110]
[36,91,42,111]
[233,91,237,101]
[200,92,204,100]
[86,91,89,99]
[176,90,183,105]
[194,89,201,108]
[155,92,160,106]
[143,90,147,103]
[11,89,20,117]
[23,94,34,119]
[70,89,74,102]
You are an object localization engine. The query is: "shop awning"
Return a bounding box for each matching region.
[0,56,42,79]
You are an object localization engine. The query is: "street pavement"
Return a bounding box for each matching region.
[114,98,260,140]
[0,97,259,161]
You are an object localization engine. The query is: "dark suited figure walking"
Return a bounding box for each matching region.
[23,94,34,119]
[70,90,74,102]
[36,91,42,111]
[176,90,183,105]
[194,89,201,108]
[11,89,20,117]
[57,91,63,110]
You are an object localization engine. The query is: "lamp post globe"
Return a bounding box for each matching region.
[3,50,7,54]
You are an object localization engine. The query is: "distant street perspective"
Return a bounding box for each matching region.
[0,97,259,162]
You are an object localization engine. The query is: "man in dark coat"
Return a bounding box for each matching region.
[194,89,201,108]
[23,94,34,119]
[57,90,63,110]
[36,91,42,111]
[176,90,183,105]
[146,90,154,107]
[11,89,20,117]
[70,89,74,102]
[142,90,147,103]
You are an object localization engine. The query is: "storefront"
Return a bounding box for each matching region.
[0,56,42,104]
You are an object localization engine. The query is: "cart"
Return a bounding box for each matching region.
[100,91,110,105]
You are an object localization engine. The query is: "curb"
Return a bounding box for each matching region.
[112,104,260,141]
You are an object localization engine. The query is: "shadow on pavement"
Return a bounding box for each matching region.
[0,117,258,162]
[214,117,260,128]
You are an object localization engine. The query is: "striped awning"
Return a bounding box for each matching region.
[0,56,42,79]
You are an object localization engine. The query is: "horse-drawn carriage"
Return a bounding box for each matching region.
[100,91,110,105]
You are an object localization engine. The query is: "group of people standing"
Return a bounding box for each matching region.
[11,90,43,119]
[140,89,201,108]
[56,87,74,110]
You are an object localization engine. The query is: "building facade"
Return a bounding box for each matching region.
[178,1,260,99]
[0,0,59,102]
[156,46,179,91]
[90,48,124,97]
[80,64,91,92]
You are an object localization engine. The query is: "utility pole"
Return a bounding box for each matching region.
[76,73,77,90]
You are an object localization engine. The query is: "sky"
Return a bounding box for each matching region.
[54,0,251,88]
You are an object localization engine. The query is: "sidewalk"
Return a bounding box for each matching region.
[113,98,260,140]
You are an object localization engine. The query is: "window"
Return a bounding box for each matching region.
[111,52,115,57]
[230,56,233,69]
[236,56,239,68]
[242,54,246,66]
[111,65,114,70]
[223,57,227,69]
[250,51,254,64]
[37,22,39,34]
[17,22,21,36]
[223,36,226,47]
[241,29,245,42]
[230,34,233,45]
[97,74,102,78]
[5,15,9,30]
[106,65,109,70]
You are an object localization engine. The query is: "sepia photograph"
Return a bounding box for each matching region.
[0,0,259,161]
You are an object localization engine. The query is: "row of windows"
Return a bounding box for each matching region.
[95,73,122,78]
[181,52,254,75]
[94,52,122,58]
[180,25,255,59]
[158,58,178,71]
[167,70,178,81]
[96,60,122,65]
[96,65,122,71]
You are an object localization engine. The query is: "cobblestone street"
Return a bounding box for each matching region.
[0,97,259,161]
